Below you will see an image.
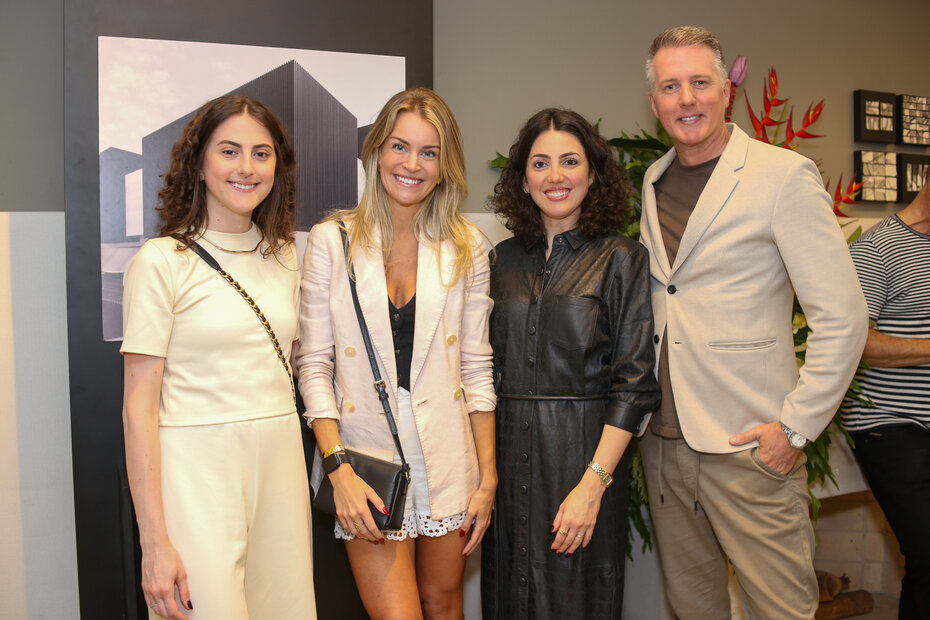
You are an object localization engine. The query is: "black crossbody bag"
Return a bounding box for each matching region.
[310,225,410,531]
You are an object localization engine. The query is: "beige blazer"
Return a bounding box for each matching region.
[639,125,868,453]
[296,219,495,519]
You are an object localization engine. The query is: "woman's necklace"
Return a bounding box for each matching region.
[198,234,262,254]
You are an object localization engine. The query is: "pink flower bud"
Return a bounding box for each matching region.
[728,55,748,86]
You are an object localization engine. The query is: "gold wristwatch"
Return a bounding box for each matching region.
[588,461,614,487]
[322,443,345,458]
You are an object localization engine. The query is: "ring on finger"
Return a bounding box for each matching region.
[558,528,568,535]
[354,522,363,533]
[575,534,584,539]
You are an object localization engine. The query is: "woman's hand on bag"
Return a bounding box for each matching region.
[141,538,192,620]
[550,471,605,555]
[460,477,497,556]
[331,464,386,543]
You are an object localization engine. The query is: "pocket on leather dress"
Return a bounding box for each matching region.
[550,295,598,350]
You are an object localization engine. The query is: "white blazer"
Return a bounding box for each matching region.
[296,219,495,519]
[639,125,868,453]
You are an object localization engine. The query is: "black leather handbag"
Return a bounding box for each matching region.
[311,224,410,531]
[313,449,408,531]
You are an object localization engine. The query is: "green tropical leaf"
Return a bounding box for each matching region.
[489,152,509,169]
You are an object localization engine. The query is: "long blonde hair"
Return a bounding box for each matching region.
[328,87,477,286]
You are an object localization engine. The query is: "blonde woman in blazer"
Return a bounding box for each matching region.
[296,88,496,620]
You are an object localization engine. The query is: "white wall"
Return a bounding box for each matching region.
[0,212,80,618]
[1,0,80,617]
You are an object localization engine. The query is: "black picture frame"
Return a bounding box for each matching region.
[854,150,898,202]
[896,94,930,146]
[854,89,897,143]
[64,1,431,618]
[897,153,930,202]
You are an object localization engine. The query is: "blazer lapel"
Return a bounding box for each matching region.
[409,238,452,391]
[349,226,398,393]
[641,150,676,281]
[671,125,747,276]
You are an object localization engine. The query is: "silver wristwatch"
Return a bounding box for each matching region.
[780,422,808,449]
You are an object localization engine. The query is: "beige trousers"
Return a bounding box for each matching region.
[154,413,316,620]
[640,432,817,620]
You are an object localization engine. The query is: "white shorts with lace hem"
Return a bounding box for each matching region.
[334,387,467,541]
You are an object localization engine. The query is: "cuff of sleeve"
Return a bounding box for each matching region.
[305,410,341,424]
[604,401,647,433]
[466,396,497,415]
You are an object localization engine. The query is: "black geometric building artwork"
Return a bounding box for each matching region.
[896,94,930,146]
[99,147,143,244]
[897,153,930,203]
[141,60,360,239]
[100,59,365,340]
[99,147,144,341]
[853,90,896,144]
[854,150,897,202]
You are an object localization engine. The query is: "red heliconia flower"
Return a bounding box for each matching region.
[745,91,769,142]
[784,108,797,148]
[767,68,789,107]
[795,101,825,139]
[828,173,863,217]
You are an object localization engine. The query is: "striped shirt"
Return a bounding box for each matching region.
[841,215,930,432]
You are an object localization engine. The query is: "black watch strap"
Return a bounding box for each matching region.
[323,450,350,474]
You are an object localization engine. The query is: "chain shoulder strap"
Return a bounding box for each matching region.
[183,238,295,401]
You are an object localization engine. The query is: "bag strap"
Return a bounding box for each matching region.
[182,237,295,403]
[339,223,409,470]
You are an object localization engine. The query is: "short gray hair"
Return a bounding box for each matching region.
[645,26,728,89]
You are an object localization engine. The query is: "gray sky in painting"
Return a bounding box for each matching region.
[98,36,405,154]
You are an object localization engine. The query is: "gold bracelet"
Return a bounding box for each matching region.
[322,443,345,458]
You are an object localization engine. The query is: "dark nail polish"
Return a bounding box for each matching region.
[459,529,466,537]
[187,601,193,610]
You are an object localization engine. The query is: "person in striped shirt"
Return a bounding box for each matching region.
[842,176,930,619]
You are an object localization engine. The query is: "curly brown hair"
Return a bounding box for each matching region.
[156,94,297,256]
[491,108,632,248]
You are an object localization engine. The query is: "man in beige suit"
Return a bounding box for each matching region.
[637,26,868,619]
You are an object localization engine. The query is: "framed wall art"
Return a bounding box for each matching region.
[65,0,432,617]
[854,150,898,202]
[854,89,896,143]
[897,153,930,202]
[896,94,930,145]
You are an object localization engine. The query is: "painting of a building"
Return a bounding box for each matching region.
[140,59,360,238]
[100,58,370,340]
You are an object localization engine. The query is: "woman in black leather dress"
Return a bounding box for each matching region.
[481,109,661,619]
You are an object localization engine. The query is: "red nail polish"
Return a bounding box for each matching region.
[459,529,466,537]
[382,507,390,515]
[380,538,386,543]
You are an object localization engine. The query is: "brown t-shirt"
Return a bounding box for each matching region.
[651,155,720,438]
